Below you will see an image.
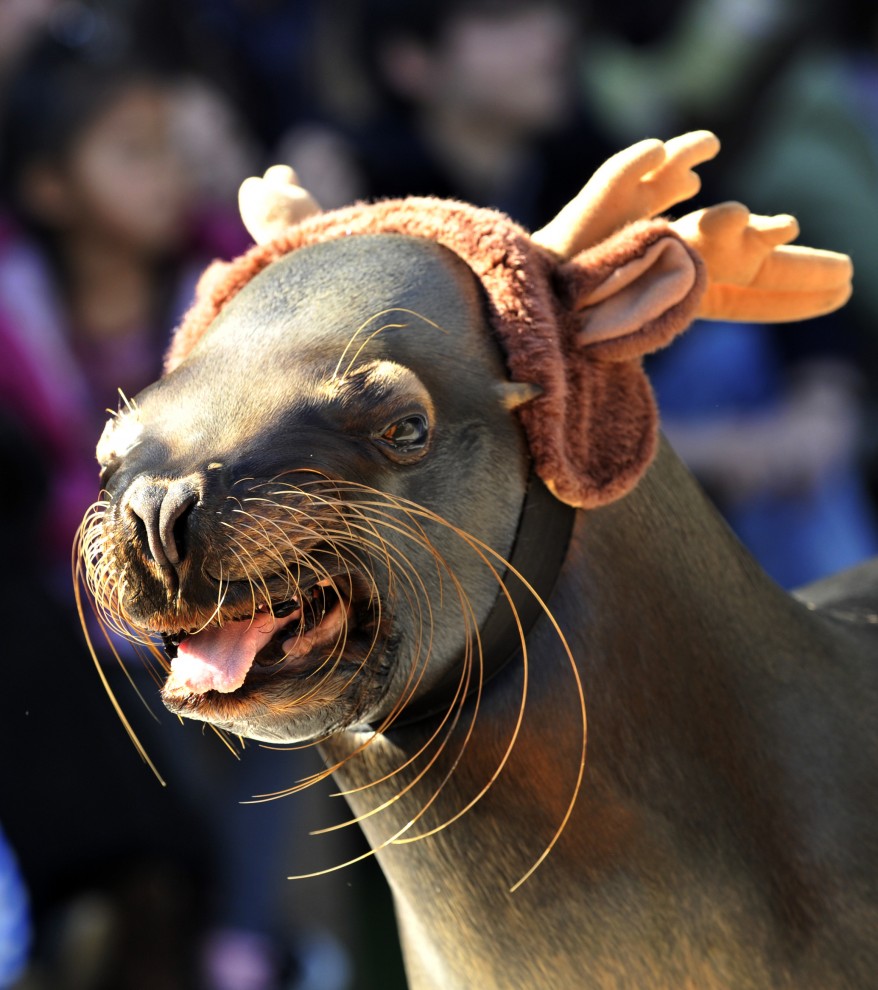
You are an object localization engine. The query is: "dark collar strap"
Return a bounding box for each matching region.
[385,468,576,731]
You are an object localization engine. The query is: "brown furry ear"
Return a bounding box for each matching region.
[515,221,705,508]
[565,235,699,359]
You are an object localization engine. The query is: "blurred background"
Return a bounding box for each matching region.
[1,0,877,987]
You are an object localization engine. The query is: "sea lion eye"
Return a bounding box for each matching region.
[375,414,429,455]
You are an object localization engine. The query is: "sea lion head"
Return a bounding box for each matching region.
[87,231,531,742]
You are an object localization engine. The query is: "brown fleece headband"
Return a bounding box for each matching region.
[167,197,705,510]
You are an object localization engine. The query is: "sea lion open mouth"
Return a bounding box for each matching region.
[151,556,388,740]
[160,577,356,695]
[155,569,386,742]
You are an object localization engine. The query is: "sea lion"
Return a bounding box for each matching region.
[77,136,877,989]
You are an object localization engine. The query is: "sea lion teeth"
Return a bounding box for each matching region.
[160,630,187,660]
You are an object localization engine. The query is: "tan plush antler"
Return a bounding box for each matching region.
[531,129,852,323]
[532,130,721,258]
[672,201,853,321]
[238,164,321,245]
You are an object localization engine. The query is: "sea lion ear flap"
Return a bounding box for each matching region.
[529,222,705,509]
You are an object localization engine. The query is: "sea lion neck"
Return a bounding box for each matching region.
[563,438,802,777]
[493,436,844,823]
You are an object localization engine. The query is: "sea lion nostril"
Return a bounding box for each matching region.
[124,476,199,569]
[159,484,198,565]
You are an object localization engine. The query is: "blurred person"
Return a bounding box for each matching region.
[282,0,615,227]
[641,0,878,588]
[0,38,199,575]
[579,0,813,147]
[0,30,246,990]
[647,316,878,589]
[0,31,219,989]
[0,23,359,990]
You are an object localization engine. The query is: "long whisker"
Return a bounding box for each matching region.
[332,307,448,381]
[249,510,438,794]
[292,481,585,890]
[256,487,484,825]
[73,513,166,785]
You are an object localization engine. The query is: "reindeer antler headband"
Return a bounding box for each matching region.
[167,132,852,509]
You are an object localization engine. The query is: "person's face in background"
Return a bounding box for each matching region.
[389,2,576,133]
[25,81,189,256]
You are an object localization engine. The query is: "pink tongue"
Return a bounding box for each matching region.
[166,613,290,695]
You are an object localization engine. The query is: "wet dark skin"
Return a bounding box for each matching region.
[87,233,877,989]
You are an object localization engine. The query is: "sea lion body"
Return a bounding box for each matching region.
[82,230,878,989]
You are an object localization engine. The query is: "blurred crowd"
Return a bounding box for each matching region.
[1,0,877,988]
